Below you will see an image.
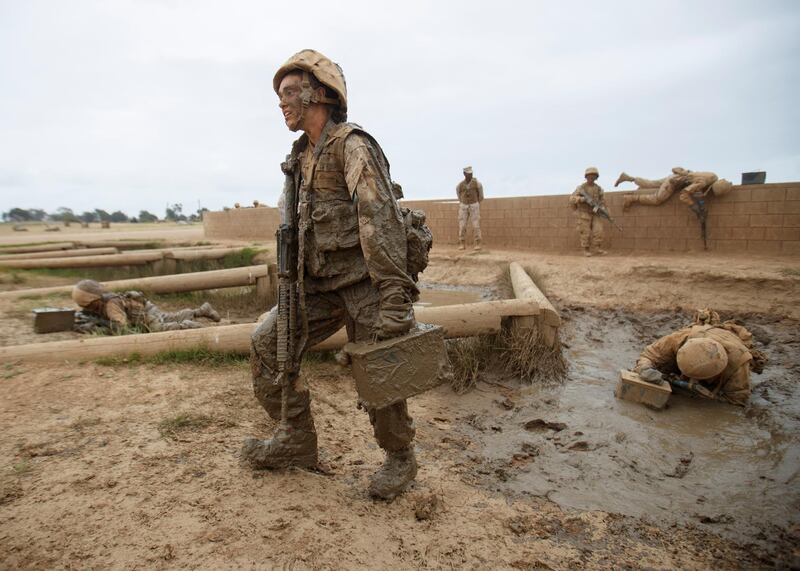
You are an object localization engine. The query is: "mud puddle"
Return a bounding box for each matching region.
[415,283,496,307]
[435,307,800,557]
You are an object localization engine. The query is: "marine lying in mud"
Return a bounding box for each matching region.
[71,279,221,334]
[242,49,437,501]
[632,309,767,406]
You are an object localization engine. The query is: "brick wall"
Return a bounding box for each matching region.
[203,207,280,242]
[203,182,800,256]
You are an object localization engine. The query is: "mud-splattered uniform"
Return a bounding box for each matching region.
[633,324,755,405]
[93,292,211,332]
[251,120,418,453]
[456,178,483,241]
[569,182,605,250]
[628,172,718,207]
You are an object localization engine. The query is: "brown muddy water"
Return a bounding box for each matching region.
[421,306,799,558]
[415,283,496,307]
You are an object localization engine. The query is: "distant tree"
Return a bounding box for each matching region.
[80,211,97,223]
[6,208,34,221]
[138,210,158,223]
[94,209,111,222]
[110,210,129,223]
[52,207,79,223]
[165,203,186,222]
[129,217,139,223]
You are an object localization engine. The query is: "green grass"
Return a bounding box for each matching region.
[95,348,248,367]
[779,267,800,277]
[157,413,214,439]
[11,460,31,475]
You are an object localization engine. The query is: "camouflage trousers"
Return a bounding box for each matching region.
[250,279,415,452]
[577,214,604,250]
[632,176,667,189]
[630,181,708,207]
[458,203,481,241]
[142,302,204,332]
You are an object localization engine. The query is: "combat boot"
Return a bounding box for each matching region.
[458,240,466,251]
[583,248,593,257]
[197,302,221,322]
[241,410,318,469]
[473,239,482,251]
[615,172,632,187]
[368,446,418,500]
[593,248,607,256]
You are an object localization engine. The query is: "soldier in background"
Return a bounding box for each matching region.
[569,167,608,257]
[456,166,484,251]
[632,309,766,406]
[619,168,733,211]
[71,279,220,333]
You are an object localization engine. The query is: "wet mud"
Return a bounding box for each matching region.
[431,307,800,561]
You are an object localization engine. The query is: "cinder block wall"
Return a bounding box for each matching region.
[203,182,800,255]
[402,182,800,255]
[203,207,280,241]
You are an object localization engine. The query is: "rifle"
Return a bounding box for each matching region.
[666,375,719,401]
[579,188,622,231]
[275,153,302,426]
[688,193,708,250]
[73,310,112,334]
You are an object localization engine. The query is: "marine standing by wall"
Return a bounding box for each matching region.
[243,50,425,499]
[456,166,484,251]
[569,167,608,257]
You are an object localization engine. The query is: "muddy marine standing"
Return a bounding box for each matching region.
[456,166,484,251]
[242,50,425,499]
[569,167,608,256]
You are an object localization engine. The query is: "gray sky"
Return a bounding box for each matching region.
[1,0,798,217]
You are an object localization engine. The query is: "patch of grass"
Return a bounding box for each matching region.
[12,460,31,475]
[150,286,264,314]
[2,363,23,380]
[446,335,496,394]
[70,417,102,431]
[95,349,247,367]
[158,413,214,439]
[779,267,800,277]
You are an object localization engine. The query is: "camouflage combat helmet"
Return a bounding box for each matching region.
[585,167,599,177]
[676,337,728,380]
[72,279,105,307]
[273,49,347,117]
[710,179,733,197]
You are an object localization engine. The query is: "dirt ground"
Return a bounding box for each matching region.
[0,221,204,245]
[1,242,799,570]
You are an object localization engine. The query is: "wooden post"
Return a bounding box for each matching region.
[509,262,560,347]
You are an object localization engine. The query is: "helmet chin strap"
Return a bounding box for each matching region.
[297,71,340,126]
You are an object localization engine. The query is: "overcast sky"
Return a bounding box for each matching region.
[1,0,798,217]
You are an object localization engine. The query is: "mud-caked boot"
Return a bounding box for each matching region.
[241,411,318,470]
[583,248,593,257]
[473,239,482,251]
[197,302,221,322]
[458,240,466,251]
[615,172,632,188]
[593,248,607,256]
[368,446,418,500]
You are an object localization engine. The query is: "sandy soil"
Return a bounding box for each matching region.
[1,243,799,570]
[0,222,203,246]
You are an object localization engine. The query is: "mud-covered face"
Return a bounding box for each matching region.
[585,173,598,184]
[464,172,473,182]
[277,73,305,132]
[83,298,104,314]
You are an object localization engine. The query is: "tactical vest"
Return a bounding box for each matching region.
[299,122,372,289]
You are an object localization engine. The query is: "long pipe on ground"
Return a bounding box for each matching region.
[509,261,560,347]
[0,242,75,254]
[0,247,249,270]
[0,247,119,261]
[0,265,269,300]
[0,298,540,363]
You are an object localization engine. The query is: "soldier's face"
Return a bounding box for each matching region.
[278,73,304,132]
[464,172,472,182]
[586,174,598,184]
[84,298,103,314]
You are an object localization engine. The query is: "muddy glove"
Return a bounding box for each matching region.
[377,282,415,339]
[639,368,663,384]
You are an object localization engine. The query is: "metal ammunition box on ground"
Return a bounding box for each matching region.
[345,323,447,409]
[32,307,76,334]
[615,369,671,409]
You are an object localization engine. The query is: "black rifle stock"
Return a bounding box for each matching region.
[276,154,300,426]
